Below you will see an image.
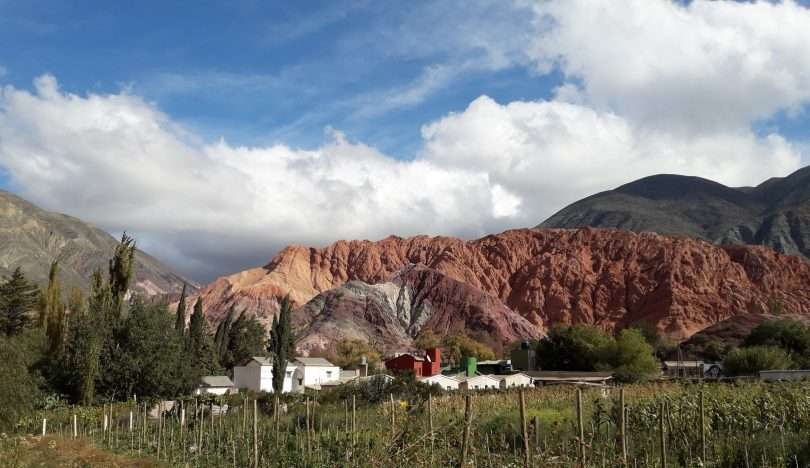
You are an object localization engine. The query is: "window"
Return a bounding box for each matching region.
[286,371,292,378]
[326,371,332,378]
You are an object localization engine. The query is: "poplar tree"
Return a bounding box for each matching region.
[188,298,219,375]
[45,261,66,355]
[214,305,235,358]
[108,233,136,319]
[174,283,187,333]
[0,267,39,336]
[268,295,294,394]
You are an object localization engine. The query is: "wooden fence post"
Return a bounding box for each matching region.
[41,418,47,436]
[460,394,473,467]
[390,394,396,440]
[577,388,585,465]
[72,414,77,439]
[428,393,435,463]
[520,389,530,467]
[700,391,707,463]
[659,402,667,468]
[253,399,258,468]
[620,388,627,465]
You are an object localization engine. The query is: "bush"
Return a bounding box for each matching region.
[608,329,660,383]
[536,324,614,371]
[0,329,46,430]
[723,346,792,376]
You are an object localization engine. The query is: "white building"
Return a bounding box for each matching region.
[419,374,460,390]
[458,375,499,390]
[233,357,298,393]
[495,373,533,389]
[292,357,341,391]
[195,376,235,396]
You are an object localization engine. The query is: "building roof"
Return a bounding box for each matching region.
[524,371,613,382]
[385,353,425,362]
[248,356,272,366]
[200,376,235,387]
[419,374,459,382]
[493,373,531,381]
[458,374,499,383]
[294,357,336,367]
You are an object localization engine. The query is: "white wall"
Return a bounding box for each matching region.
[195,386,231,396]
[461,376,498,390]
[233,364,296,393]
[420,375,459,390]
[498,374,532,389]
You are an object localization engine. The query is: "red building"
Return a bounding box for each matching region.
[384,348,441,377]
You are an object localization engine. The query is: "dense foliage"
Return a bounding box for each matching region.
[722,345,792,376]
[269,295,295,394]
[536,324,659,382]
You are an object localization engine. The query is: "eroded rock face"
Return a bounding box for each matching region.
[193,228,810,344]
[294,265,540,355]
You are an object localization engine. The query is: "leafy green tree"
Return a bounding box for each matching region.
[536,324,614,371]
[442,334,496,365]
[325,338,382,369]
[187,298,220,375]
[221,311,266,370]
[175,283,188,333]
[0,329,45,430]
[214,305,236,360]
[108,233,136,319]
[44,261,67,356]
[268,295,295,394]
[413,330,442,350]
[0,267,40,336]
[743,319,810,366]
[723,346,792,376]
[629,320,676,359]
[607,329,660,383]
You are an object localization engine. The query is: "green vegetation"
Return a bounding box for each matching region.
[413,330,496,365]
[536,324,659,382]
[723,345,792,376]
[269,295,295,394]
[322,338,382,369]
[0,267,40,336]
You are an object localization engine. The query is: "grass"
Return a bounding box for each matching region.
[0,434,162,467]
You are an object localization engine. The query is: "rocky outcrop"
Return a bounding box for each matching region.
[194,228,810,343]
[294,265,540,355]
[542,166,810,260]
[0,190,193,296]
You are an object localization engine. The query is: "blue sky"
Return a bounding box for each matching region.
[1,0,809,280]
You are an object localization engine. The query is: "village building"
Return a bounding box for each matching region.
[292,357,341,390]
[232,357,298,393]
[458,374,499,390]
[195,376,235,396]
[525,371,613,387]
[495,373,533,389]
[384,348,441,377]
[477,360,512,375]
[419,374,460,390]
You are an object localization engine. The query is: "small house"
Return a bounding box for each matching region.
[495,373,533,389]
[232,357,298,393]
[458,374,499,390]
[292,357,341,391]
[419,374,460,390]
[195,376,235,396]
[384,348,441,377]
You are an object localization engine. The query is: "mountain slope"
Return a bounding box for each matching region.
[0,190,193,296]
[541,166,810,259]
[193,228,810,344]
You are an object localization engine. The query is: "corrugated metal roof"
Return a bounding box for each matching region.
[200,376,234,387]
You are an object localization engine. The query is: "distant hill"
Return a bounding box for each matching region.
[541,166,810,259]
[0,190,194,296]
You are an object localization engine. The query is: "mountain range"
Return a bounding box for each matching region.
[0,190,192,296]
[541,166,810,260]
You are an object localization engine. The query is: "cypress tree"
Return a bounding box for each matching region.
[189,298,205,347]
[214,305,236,361]
[45,261,65,354]
[0,267,39,336]
[174,283,188,333]
[268,295,294,394]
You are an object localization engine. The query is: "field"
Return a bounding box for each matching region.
[5,381,810,467]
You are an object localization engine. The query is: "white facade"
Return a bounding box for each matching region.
[232,357,297,393]
[292,358,341,391]
[458,375,499,390]
[419,374,460,390]
[496,373,533,389]
[195,376,235,396]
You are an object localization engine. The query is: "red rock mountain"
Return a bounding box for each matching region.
[192,228,810,351]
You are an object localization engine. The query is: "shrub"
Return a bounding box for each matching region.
[723,346,792,376]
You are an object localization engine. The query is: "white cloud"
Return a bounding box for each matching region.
[528,0,810,134]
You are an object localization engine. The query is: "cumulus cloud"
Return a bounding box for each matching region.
[2,0,809,281]
[528,0,810,133]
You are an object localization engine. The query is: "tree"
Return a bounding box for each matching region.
[413,330,442,350]
[214,305,236,360]
[187,298,220,376]
[743,319,810,366]
[71,269,111,404]
[221,311,266,370]
[0,329,45,430]
[608,329,660,383]
[536,324,614,371]
[629,320,676,359]
[44,261,66,356]
[0,267,40,336]
[326,338,382,369]
[268,295,295,394]
[174,283,188,333]
[723,346,792,376]
[442,334,495,365]
[108,233,136,319]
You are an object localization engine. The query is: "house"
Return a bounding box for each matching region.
[419,374,460,390]
[384,348,441,377]
[495,373,532,389]
[458,374,499,390]
[232,357,298,393]
[195,376,235,396]
[525,371,613,387]
[662,361,704,378]
[292,357,341,390]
